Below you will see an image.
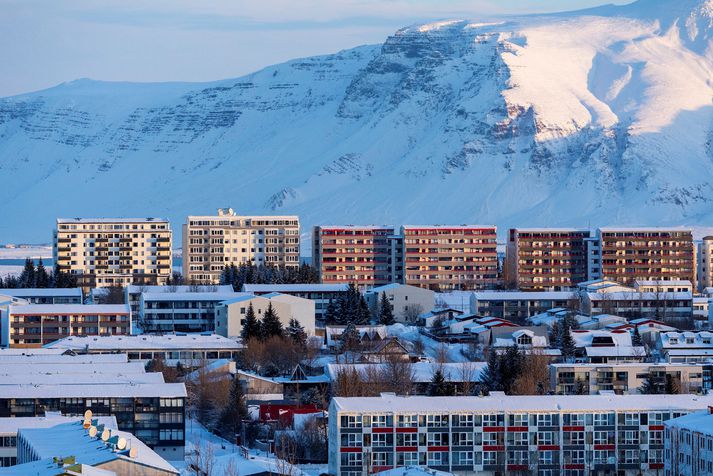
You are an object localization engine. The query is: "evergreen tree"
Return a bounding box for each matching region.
[357,294,371,325]
[639,373,660,395]
[35,259,49,288]
[548,320,562,348]
[340,322,361,351]
[378,292,395,326]
[429,368,455,396]
[18,258,36,288]
[500,345,523,393]
[219,377,248,436]
[560,318,576,362]
[324,299,337,324]
[260,302,284,339]
[335,283,363,325]
[240,303,261,341]
[665,374,681,394]
[481,350,502,392]
[631,326,643,347]
[286,318,307,347]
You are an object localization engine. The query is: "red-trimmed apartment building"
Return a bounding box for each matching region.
[328,393,713,476]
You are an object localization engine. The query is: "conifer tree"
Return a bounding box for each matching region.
[481,350,502,392]
[340,322,361,351]
[378,292,395,326]
[19,258,36,288]
[639,373,660,394]
[429,368,455,396]
[500,345,523,393]
[324,299,337,324]
[548,320,562,348]
[260,302,284,339]
[560,324,576,362]
[286,318,307,347]
[241,303,261,341]
[35,258,50,288]
[631,326,643,347]
[220,377,248,436]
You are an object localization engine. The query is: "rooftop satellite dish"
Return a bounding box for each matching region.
[116,437,127,451]
[83,410,93,420]
[88,426,97,438]
[101,429,111,442]
[129,447,138,458]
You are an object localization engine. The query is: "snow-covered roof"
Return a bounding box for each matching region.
[126,284,234,294]
[316,225,395,231]
[242,283,349,293]
[332,393,713,413]
[665,411,713,436]
[0,382,186,399]
[0,415,117,435]
[659,331,713,348]
[57,217,169,224]
[0,362,147,376]
[141,291,244,301]
[0,352,129,364]
[0,288,82,297]
[17,419,178,474]
[219,294,263,305]
[369,283,409,293]
[550,362,705,369]
[473,291,576,300]
[326,362,487,383]
[45,333,242,351]
[9,304,129,314]
[634,280,692,286]
[401,224,495,230]
[374,466,454,476]
[571,330,632,348]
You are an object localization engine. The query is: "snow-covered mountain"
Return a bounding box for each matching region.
[2,0,713,247]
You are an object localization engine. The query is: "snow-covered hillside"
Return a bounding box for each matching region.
[2,0,713,248]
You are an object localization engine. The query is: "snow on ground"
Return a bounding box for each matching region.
[0,266,22,279]
[388,324,471,363]
[0,245,52,259]
[175,418,314,476]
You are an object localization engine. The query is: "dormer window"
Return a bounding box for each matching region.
[669,338,679,345]
[517,334,532,346]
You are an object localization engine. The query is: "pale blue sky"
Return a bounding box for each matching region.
[0,0,632,97]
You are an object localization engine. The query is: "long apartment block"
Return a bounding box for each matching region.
[329,393,713,476]
[505,228,591,291]
[0,304,131,347]
[53,217,172,289]
[183,208,300,284]
[595,227,695,286]
[313,225,497,291]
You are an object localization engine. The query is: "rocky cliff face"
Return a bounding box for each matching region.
[2,0,713,244]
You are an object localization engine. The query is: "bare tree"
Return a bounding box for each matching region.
[402,304,425,324]
[458,361,479,396]
[435,343,450,364]
[511,351,551,395]
[189,441,216,476]
[381,356,415,395]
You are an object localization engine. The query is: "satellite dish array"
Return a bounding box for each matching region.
[82,409,138,458]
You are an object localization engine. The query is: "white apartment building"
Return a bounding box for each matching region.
[664,409,713,476]
[53,217,172,289]
[365,284,436,324]
[329,393,713,476]
[182,208,300,284]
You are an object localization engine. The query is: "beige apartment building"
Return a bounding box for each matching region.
[505,228,591,291]
[402,225,497,291]
[312,225,396,287]
[598,227,695,286]
[698,235,713,291]
[183,208,300,284]
[53,218,172,289]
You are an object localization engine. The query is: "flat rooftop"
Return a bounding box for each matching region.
[46,333,242,351]
[242,283,349,293]
[0,288,82,297]
[141,291,244,301]
[10,304,130,314]
[126,284,234,294]
[57,218,169,224]
[332,394,713,413]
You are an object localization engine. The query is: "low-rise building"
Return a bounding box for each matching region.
[324,325,387,349]
[633,279,693,294]
[664,409,713,476]
[0,288,82,305]
[0,304,131,348]
[9,417,178,475]
[242,283,349,322]
[365,284,435,324]
[470,291,577,321]
[0,352,186,458]
[125,284,234,318]
[657,331,713,363]
[489,327,559,357]
[215,293,315,340]
[550,362,712,395]
[44,333,242,367]
[570,329,646,363]
[328,393,713,476]
[582,290,693,321]
[139,290,243,333]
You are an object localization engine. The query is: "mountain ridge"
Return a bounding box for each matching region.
[2,0,713,247]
